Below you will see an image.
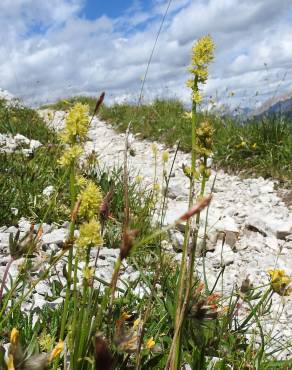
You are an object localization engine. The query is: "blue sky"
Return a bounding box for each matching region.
[0,0,292,109]
[81,0,140,19]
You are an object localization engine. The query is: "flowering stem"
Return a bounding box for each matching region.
[75,247,91,366]
[60,163,76,341]
[170,77,199,369]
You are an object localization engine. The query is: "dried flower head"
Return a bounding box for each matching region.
[114,315,142,353]
[94,333,113,370]
[120,229,139,260]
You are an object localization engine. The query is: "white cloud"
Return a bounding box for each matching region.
[0,0,291,109]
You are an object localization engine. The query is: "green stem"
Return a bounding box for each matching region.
[171,78,199,370]
[60,162,76,341]
[75,247,91,367]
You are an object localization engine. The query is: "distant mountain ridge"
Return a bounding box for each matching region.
[254,92,292,119]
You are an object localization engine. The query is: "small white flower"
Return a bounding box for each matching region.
[42,186,54,197]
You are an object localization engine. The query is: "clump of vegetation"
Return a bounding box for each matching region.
[1,36,292,370]
[43,96,292,181]
[41,96,98,115]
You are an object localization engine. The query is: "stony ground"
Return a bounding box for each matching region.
[1,107,292,358]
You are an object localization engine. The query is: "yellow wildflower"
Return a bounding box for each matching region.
[192,90,203,104]
[48,341,64,362]
[151,143,158,156]
[191,35,215,67]
[6,328,64,370]
[76,218,103,248]
[182,111,192,120]
[75,174,88,189]
[38,332,54,352]
[58,144,83,167]
[10,328,19,344]
[135,175,143,184]
[153,183,160,191]
[78,180,103,219]
[162,150,169,163]
[236,141,247,149]
[59,103,89,144]
[189,35,215,84]
[196,121,214,158]
[252,143,257,150]
[83,266,95,281]
[145,337,155,349]
[268,269,292,296]
[196,121,214,138]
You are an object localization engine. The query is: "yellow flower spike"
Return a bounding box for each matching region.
[58,144,83,167]
[6,354,15,370]
[38,332,54,352]
[76,218,103,249]
[59,103,89,144]
[135,175,143,184]
[153,183,160,192]
[189,35,215,84]
[252,143,257,149]
[192,90,203,104]
[10,328,19,345]
[151,143,158,156]
[191,35,215,68]
[48,341,64,362]
[83,266,95,280]
[145,337,155,349]
[75,174,88,189]
[78,180,103,220]
[162,150,169,163]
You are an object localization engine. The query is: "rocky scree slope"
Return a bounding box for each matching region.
[41,109,292,349]
[0,107,291,356]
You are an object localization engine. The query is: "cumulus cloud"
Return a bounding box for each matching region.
[0,0,291,109]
